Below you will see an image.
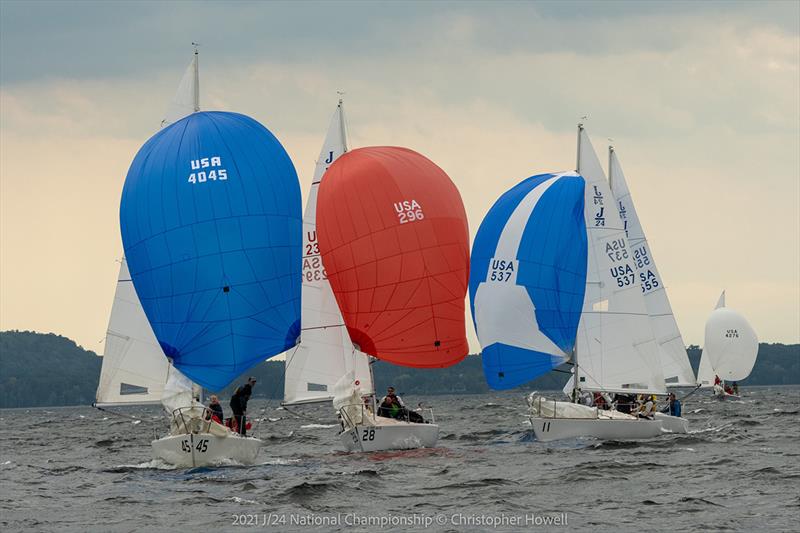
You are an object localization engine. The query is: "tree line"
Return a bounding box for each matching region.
[0,330,797,408]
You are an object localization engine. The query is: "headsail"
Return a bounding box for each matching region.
[283,100,372,405]
[700,291,758,382]
[609,147,695,386]
[120,111,302,391]
[317,147,470,368]
[96,258,170,406]
[573,127,666,394]
[162,47,199,127]
[469,172,587,389]
[97,50,201,406]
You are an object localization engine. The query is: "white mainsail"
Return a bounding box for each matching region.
[570,126,666,395]
[699,291,758,383]
[96,258,170,406]
[96,50,200,407]
[283,100,373,406]
[608,147,695,386]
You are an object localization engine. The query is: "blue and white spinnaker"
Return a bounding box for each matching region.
[469,172,588,390]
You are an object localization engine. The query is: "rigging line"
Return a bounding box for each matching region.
[280,404,330,423]
[301,323,346,332]
[92,404,159,428]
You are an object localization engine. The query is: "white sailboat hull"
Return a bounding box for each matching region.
[531,416,663,442]
[151,433,262,467]
[340,422,439,452]
[654,412,689,433]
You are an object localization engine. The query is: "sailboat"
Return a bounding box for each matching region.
[106,50,303,467]
[470,125,667,442]
[282,99,373,410]
[607,146,692,432]
[697,291,758,400]
[317,146,471,452]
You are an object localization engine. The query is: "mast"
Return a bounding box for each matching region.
[338,93,347,153]
[192,43,200,112]
[572,121,583,403]
[608,145,614,190]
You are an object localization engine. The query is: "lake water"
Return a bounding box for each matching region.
[1,386,798,532]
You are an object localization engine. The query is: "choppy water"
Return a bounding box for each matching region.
[1,386,798,532]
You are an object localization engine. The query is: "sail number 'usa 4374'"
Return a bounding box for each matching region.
[188,156,228,184]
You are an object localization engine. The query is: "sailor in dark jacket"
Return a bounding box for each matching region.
[230,377,257,436]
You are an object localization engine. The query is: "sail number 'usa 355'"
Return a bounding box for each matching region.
[188,156,228,184]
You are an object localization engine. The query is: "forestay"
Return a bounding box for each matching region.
[609,148,695,386]
[120,111,302,391]
[573,127,666,394]
[284,101,372,405]
[469,172,587,390]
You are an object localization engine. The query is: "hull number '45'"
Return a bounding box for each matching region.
[181,438,209,453]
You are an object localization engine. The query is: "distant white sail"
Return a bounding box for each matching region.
[608,148,695,386]
[697,291,725,386]
[162,49,199,127]
[283,100,372,406]
[95,258,170,406]
[701,291,758,382]
[572,127,666,394]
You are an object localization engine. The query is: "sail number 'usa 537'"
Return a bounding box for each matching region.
[188,156,228,184]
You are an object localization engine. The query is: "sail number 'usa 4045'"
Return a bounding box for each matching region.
[188,156,228,184]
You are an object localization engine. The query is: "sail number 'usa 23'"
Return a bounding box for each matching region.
[188,156,228,184]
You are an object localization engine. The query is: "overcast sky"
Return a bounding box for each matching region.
[1,0,798,356]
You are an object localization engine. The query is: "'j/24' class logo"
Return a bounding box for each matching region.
[188,156,228,184]
[394,200,424,224]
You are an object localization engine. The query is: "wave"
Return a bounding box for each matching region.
[300,424,338,429]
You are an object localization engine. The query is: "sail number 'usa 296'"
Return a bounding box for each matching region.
[394,200,424,224]
[188,156,228,184]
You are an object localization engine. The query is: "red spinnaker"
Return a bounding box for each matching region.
[317,146,470,368]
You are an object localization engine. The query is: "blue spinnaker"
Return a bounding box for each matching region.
[120,111,302,391]
[469,172,587,390]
